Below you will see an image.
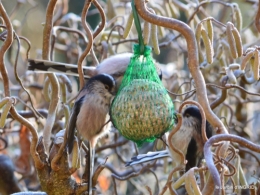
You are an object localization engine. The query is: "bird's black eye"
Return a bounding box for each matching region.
[104,85,109,90]
[184,113,190,118]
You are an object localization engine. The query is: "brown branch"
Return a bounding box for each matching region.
[255,0,260,32]
[95,139,129,153]
[78,0,93,89]
[92,0,106,39]
[42,0,60,153]
[168,112,185,165]
[159,165,184,195]
[210,77,228,110]
[187,0,232,25]
[9,107,44,168]
[0,2,13,97]
[13,33,43,118]
[207,83,260,97]
[204,134,260,195]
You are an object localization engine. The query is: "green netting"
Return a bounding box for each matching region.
[118,44,161,91]
[111,44,175,146]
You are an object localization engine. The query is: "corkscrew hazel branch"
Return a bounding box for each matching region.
[92,0,106,39]
[59,79,67,104]
[171,167,207,194]
[145,186,152,195]
[10,106,44,168]
[204,134,260,195]
[0,3,43,168]
[58,74,72,93]
[52,26,90,56]
[79,0,93,89]
[42,0,60,154]
[43,77,51,102]
[10,31,43,118]
[0,2,13,97]
[159,165,183,195]
[255,0,260,33]
[168,112,185,166]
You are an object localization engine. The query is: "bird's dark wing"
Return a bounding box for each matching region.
[185,138,198,171]
[206,121,213,138]
[67,96,85,153]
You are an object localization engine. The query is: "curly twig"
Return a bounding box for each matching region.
[78,0,93,89]
[0,2,13,97]
[204,134,260,195]
[42,0,60,154]
[10,107,44,168]
[92,0,106,39]
[168,112,185,165]
[255,0,260,32]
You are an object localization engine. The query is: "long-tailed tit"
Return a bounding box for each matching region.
[66,73,116,194]
[28,53,162,89]
[126,106,213,172]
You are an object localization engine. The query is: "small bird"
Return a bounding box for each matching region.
[28,53,162,89]
[66,73,116,194]
[126,106,213,172]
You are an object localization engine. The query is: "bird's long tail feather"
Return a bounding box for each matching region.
[125,150,169,166]
[28,59,94,78]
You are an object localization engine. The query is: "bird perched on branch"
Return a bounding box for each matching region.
[28,53,162,90]
[126,106,213,172]
[66,73,116,195]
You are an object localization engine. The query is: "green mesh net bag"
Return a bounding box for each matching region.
[110,45,175,146]
[110,1,175,146]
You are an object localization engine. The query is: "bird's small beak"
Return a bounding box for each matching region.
[110,88,117,96]
[111,91,117,96]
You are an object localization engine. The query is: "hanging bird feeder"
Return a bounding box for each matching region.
[110,0,175,146]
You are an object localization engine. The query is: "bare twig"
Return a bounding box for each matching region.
[42,0,60,154]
